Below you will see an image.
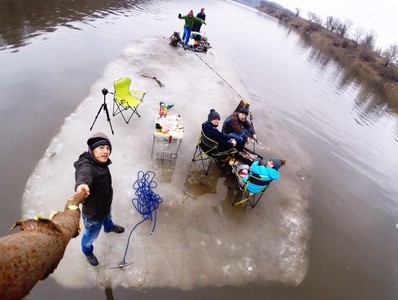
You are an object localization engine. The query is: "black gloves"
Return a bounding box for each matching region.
[178,13,181,18]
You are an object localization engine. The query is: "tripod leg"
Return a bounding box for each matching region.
[90,104,105,131]
[103,103,114,135]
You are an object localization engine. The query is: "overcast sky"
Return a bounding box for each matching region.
[275,0,397,49]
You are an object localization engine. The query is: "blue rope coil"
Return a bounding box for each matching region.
[122,170,163,264]
[132,170,163,231]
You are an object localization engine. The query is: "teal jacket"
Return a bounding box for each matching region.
[179,15,204,29]
[243,161,280,193]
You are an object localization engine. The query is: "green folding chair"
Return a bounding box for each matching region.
[113,77,147,124]
[232,171,272,207]
[191,130,237,175]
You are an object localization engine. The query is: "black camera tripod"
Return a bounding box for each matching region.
[90,88,114,135]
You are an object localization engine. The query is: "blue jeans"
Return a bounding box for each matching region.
[225,129,252,149]
[226,132,244,145]
[81,213,115,255]
[182,26,192,45]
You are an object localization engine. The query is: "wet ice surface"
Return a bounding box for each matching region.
[22,36,312,290]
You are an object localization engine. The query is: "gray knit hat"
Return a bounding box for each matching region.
[208,109,221,122]
[271,158,282,170]
[87,132,112,153]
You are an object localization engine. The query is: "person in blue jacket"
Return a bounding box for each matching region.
[238,158,285,193]
[201,109,237,154]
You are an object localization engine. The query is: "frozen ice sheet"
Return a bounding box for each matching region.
[22,36,312,290]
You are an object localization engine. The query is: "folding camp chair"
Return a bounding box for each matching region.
[113,77,147,124]
[232,170,272,208]
[191,130,237,175]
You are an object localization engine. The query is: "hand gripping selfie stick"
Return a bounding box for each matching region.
[90,88,114,135]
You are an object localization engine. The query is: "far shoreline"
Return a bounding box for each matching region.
[255,2,398,104]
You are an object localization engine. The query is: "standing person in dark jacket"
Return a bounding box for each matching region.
[178,10,206,45]
[74,132,125,266]
[202,109,237,153]
[222,107,257,149]
[192,8,206,32]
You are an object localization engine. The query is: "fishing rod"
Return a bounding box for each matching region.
[192,51,263,151]
[192,51,244,100]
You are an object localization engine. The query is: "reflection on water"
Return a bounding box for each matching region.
[183,169,219,198]
[0,0,152,51]
[307,47,333,71]
[294,32,398,143]
[296,33,398,115]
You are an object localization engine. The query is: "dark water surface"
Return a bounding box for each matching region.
[1,0,398,299]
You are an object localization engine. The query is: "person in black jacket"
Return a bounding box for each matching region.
[192,8,206,32]
[74,132,125,266]
[202,109,237,154]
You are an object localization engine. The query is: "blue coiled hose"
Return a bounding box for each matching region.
[121,170,163,265]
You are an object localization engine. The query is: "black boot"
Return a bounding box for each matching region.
[105,225,125,234]
[86,253,99,266]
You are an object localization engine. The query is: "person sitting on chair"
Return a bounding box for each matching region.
[236,158,285,193]
[222,107,257,150]
[202,109,237,155]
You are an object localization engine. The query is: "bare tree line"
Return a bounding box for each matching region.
[294,8,398,67]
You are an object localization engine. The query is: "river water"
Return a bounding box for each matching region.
[1,0,398,299]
